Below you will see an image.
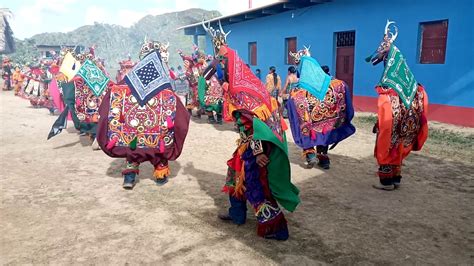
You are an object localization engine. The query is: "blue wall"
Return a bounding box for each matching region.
[203,0,474,108]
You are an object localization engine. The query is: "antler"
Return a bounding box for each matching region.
[384,20,398,42]
[389,25,398,42]
[303,45,311,56]
[202,19,215,37]
[218,20,231,39]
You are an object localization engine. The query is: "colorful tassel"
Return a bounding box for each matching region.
[106,137,118,150]
[119,112,125,123]
[304,111,310,122]
[166,116,174,129]
[159,139,165,153]
[153,165,170,179]
[234,161,246,198]
[129,136,137,150]
[310,130,316,140]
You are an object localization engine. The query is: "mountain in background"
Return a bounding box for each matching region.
[10,8,220,76]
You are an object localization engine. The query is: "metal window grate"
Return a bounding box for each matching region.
[336,31,355,47]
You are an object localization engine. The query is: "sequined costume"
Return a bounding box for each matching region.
[96,40,190,186]
[367,21,429,189]
[203,32,300,239]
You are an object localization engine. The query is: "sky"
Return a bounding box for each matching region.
[2,0,278,39]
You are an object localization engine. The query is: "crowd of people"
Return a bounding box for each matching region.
[1,20,428,241]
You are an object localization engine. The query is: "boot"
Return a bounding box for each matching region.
[317,153,330,169]
[216,113,223,125]
[155,176,169,186]
[372,184,395,191]
[306,153,317,169]
[122,172,136,189]
[207,115,216,124]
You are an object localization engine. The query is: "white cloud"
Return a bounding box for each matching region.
[84,6,109,25]
[174,0,200,10]
[35,0,77,14]
[10,0,280,39]
[10,0,79,38]
[217,0,278,15]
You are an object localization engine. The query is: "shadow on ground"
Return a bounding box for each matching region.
[185,149,473,264]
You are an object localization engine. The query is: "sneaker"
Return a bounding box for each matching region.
[122,173,136,189]
[217,213,233,221]
[155,176,168,186]
[317,160,330,170]
[306,157,317,169]
[372,184,395,191]
[264,230,289,241]
[208,117,216,124]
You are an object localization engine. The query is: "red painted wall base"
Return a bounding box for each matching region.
[353,96,474,127]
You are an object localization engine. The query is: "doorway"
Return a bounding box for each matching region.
[335,31,355,97]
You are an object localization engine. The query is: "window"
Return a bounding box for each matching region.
[336,31,355,47]
[285,37,297,65]
[248,42,257,66]
[419,20,448,64]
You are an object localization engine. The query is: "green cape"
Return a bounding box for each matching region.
[198,76,222,112]
[253,117,300,212]
[60,81,97,135]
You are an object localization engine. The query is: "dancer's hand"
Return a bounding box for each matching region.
[256,154,269,167]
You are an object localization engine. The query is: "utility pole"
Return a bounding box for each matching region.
[249,0,252,9]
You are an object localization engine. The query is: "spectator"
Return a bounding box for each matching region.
[265,66,281,100]
[255,68,261,80]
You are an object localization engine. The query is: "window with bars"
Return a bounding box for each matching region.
[248,42,257,66]
[419,20,448,64]
[285,37,297,65]
[336,31,355,47]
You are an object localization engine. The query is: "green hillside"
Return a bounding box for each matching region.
[10,8,220,78]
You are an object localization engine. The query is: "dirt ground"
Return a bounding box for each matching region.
[0,89,473,265]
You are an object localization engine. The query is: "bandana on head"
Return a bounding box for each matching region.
[298,56,331,101]
[77,59,109,97]
[59,52,81,81]
[124,51,171,106]
[226,47,272,113]
[379,45,417,108]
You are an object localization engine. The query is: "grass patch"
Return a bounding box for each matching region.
[353,114,473,149]
[428,128,474,148]
[353,115,377,126]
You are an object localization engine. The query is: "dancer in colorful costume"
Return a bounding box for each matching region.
[173,65,190,108]
[199,54,224,124]
[178,45,207,117]
[366,20,428,190]
[286,47,355,169]
[24,64,55,111]
[47,48,111,144]
[96,40,190,189]
[116,56,135,83]
[1,56,12,91]
[202,21,300,240]
[12,65,24,95]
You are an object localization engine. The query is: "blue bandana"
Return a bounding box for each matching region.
[77,59,109,96]
[298,56,331,101]
[125,51,171,106]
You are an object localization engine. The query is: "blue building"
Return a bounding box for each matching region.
[180,0,474,127]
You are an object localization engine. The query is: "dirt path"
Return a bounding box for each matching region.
[0,90,473,265]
